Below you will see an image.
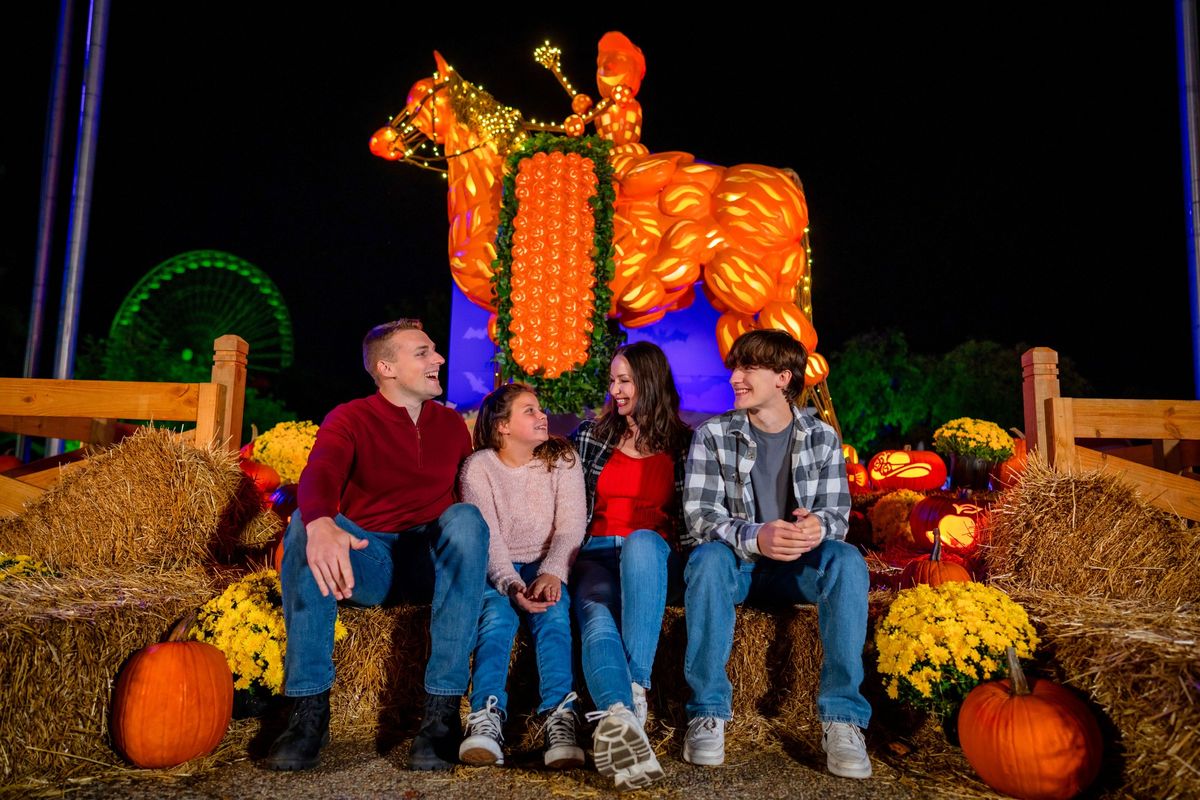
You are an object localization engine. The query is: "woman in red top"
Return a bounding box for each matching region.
[568,341,691,791]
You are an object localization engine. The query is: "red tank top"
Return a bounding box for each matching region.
[589,449,675,540]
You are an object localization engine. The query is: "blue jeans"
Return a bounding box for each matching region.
[470,560,574,715]
[571,530,683,709]
[683,539,871,727]
[280,504,489,698]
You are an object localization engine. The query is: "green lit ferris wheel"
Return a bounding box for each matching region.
[110,250,294,374]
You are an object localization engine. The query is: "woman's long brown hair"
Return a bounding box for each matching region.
[474,383,576,471]
[592,341,691,456]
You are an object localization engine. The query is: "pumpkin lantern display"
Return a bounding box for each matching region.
[111,615,234,768]
[959,647,1103,800]
[908,495,987,556]
[867,446,947,492]
[898,535,971,589]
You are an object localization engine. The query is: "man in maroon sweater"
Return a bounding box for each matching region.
[265,319,489,771]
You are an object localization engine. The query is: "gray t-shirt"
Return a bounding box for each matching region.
[749,422,798,524]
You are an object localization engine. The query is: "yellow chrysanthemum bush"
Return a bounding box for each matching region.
[867,489,925,548]
[932,417,1015,463]
[875,582,1038,720]
[0,552,55,581]
[250,420,319,484]
[189,570,347,695]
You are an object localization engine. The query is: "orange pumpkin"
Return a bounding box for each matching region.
[0,455,23,473]
[898,536,971,588]
[239,459,281,495]
[846,462,870,495]
[909,496,987,555]
[867,446,947,491]
[959,647,1103,800]
[992,431,1028,490]
[111,616,233,768]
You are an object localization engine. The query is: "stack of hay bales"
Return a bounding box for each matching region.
[0,428,279,789]
[987,456,1200,798]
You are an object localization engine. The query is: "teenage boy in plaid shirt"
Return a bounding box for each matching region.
[681,329,872,779]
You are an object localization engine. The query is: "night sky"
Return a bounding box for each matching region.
[3,6,1193,420]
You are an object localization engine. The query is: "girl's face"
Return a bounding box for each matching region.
[608,354,637,417]
[498,392,549,448]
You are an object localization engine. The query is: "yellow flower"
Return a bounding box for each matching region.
[251,421,320,484]
[932,418,1014,462]
[0,552,55,581]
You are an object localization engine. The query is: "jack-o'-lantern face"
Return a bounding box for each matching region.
[597,32,646,97]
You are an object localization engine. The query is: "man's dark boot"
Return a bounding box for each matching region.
[264,690,331,770]
[409,694,462,770]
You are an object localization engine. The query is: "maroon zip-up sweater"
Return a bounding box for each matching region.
[297,392,472,533]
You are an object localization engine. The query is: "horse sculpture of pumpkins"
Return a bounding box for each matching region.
[370,32,823,384]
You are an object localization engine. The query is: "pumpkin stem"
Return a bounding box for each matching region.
[1005,645,1031,696]
[903,444,912,452]
[1008,427,1025,440]
[931,534,944,562]
[166,611,199,643]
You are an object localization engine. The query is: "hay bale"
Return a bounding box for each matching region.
[0,428,276,573]
[0,569,218,785]
[986,456,1200,602]
[1015,590,1200,799]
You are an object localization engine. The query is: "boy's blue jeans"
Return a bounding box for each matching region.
[469,560,574,716]
[682,539,872,728]
[280,504,489,698]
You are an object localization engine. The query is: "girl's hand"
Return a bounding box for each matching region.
[526,574,562,604]
[509,581,553,614]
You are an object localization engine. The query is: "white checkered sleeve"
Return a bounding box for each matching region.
[683,423,762,560]
[801,422,850,543]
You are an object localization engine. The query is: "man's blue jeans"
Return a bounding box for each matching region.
[280,504,489,698]
[682,539,871,728]
[571,530,683,709]
[470,560,574,716]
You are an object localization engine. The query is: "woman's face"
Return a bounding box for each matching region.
[608,355,637,417]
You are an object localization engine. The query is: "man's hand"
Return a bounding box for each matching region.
[526,573,562,604]
[509,581,554,614]
[757,509,824,561]
[305,516,369,600]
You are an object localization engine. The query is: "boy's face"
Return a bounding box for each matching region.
[729,364,790,412]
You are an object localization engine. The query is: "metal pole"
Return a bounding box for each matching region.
[17,0,74,460]
[1178,0,1200,398]
[49,0,110,456]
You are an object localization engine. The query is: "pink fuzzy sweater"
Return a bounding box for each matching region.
[460,448,586,595]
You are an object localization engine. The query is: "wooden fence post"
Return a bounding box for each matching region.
[211,335,249,452]
[1021,347,1060,455]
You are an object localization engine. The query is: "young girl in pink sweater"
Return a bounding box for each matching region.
[458,383,586,769]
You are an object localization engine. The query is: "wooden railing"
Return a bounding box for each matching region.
[0,335,248,516]
[1022,347,1200,521]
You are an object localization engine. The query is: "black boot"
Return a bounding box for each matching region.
[264,690,331,770]
[409,694,462,770]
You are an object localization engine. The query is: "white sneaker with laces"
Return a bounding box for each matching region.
[631,683,648,729]
[542,692,585,769]
[822,721,872,779]
[586,702,664,791]
[682,716,725,765]
[459,696,504,766]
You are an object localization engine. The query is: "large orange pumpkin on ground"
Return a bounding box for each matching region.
[867,447,947,491]
[111,616,233,768]
[959,647,1102,800]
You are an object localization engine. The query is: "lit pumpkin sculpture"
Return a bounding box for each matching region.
[908,495,986,555]
[867,447,947,492]
[111,615,233,768]
[959,647,1103,800]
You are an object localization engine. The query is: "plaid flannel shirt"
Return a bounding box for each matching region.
[684,405,850,561]
[569,419,693,548]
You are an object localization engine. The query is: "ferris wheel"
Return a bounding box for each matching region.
[109,250,294,374]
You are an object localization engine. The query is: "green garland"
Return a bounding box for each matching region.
[491,133,624,414]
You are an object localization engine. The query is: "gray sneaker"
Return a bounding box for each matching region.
[822,721,872,779]
[542,692,585,769]
[682,716,725,766]
[587,702,664,791]
[631,683,648,729]
[459,696,504,766]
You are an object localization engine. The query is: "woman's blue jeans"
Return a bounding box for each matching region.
[280,504,489,698]
[571,530,682,710]
[469,560,574,715]
[682,539,872,728]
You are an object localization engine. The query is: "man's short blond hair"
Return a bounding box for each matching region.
[362,319,423,384]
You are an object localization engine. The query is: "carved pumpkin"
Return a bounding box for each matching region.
[992,431,1028,490]
[898,536,971,589]
[111,616,233,768]
[908,495,986,554]
[842,444,859,465]
[959,647,1103,800]
[846,462,870,495]
[868,446,947,491]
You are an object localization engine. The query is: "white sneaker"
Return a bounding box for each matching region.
[822,721,872,779]
[586,702,664,791]
[631,683,648,729]
[682,716,725,766]
[459,696,504,766]
[542,692,585,770]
